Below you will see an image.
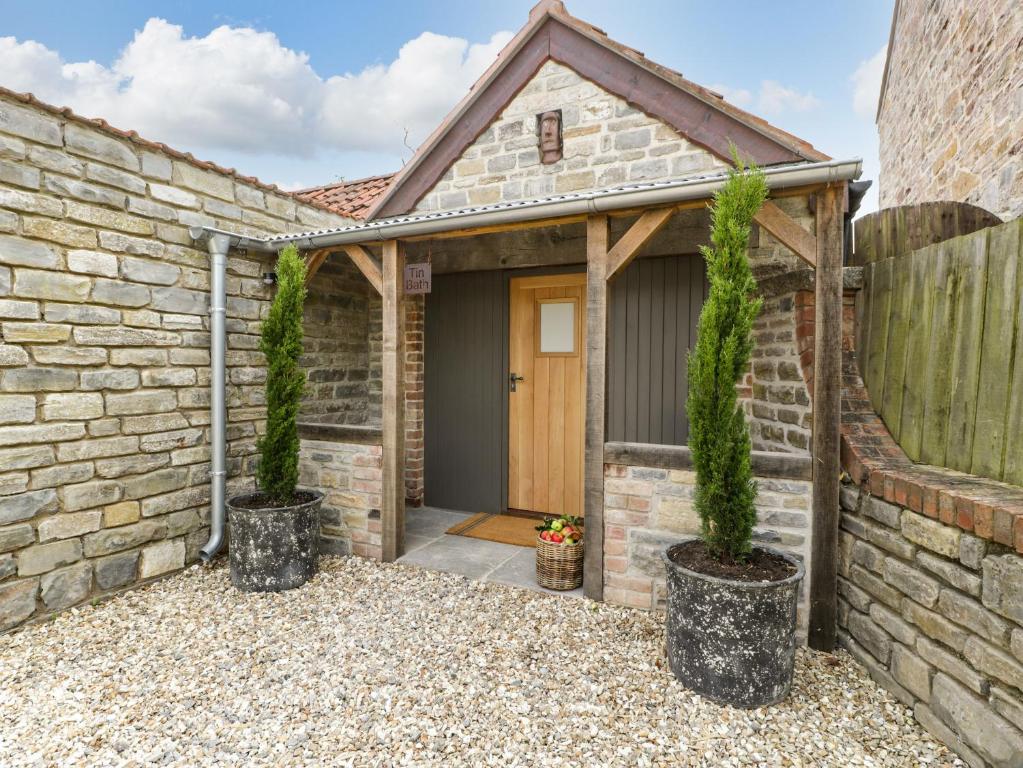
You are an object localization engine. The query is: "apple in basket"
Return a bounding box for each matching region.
[536,515,584,545]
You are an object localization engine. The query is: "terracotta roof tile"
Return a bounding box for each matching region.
[295,174,396,220]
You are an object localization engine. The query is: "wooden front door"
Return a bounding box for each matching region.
[508,273,586,517]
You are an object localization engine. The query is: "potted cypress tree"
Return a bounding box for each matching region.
[661,157,805,708]
[228,244,322,592]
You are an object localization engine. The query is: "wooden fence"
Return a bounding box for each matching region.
[856,217,1023,485]
[852,201,1001,266]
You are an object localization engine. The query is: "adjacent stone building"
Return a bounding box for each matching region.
[0,88,354,630]
[877,0,1023,220]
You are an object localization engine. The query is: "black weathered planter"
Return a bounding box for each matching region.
[227,490,322,593]
[662,538,804,708]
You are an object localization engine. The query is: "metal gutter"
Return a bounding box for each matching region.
[190,158,862,253]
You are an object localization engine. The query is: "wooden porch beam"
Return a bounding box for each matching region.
[343,185,826,250]
[583,215,609,601]
[342,244,383,295]
[304,248,332,283]
[605,207,675,281]
[808,184,845,651]
[381,239,406,563]
[753,200,817,268]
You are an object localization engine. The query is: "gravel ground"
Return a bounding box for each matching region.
[1,557,961,768]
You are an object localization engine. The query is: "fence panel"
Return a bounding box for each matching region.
[858,218,1022,484]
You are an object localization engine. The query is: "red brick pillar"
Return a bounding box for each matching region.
[404,295,425,506]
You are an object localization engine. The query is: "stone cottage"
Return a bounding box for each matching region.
[7,1,1023,762]
[0,0,860,641]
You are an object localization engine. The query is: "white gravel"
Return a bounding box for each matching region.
[1,557,961,767]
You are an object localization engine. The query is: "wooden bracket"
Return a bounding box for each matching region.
[342,244,384,295]
[753,200,818,268]
[605,207,675,281]
[304,248,332,283]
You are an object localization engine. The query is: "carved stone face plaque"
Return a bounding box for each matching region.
[538,110,563,164]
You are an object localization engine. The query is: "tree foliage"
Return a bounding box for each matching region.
[257,245,307,504]
[687,154,768,561]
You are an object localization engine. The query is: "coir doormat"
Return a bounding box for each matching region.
[446,512,542,548]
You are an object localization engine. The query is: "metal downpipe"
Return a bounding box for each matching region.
[199,232,231,562]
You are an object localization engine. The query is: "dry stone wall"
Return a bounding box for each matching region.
[878,0,1023,220]
[0,93,353,632]
[838,482,1023,767]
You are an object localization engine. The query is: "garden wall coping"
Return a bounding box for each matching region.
[297,422,383,445]
[603,441,812,480]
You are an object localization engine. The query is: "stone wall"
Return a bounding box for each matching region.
[412,60,728,214]
[0,92,350,632]
[301,259,374,425]
[298,427,383,560]
[744,291,813,454]
[838,481,1023,767]
[878,0,1023,220]
[602,443,813,634]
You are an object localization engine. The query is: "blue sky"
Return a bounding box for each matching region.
[0,0,893,211]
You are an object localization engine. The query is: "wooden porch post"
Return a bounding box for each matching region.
[808,185,845,651]
[381,240,406,562]
[583,215,609,601]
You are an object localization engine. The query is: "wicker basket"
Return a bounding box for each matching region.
[536,536,584,590]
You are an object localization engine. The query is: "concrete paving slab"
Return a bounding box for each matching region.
[486,547,584,598]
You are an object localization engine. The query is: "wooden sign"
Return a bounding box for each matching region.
[404,263,431,294]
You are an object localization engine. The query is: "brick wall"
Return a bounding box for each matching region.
[878,0,1023,220]
[838,482,1023,767]
[298,430,383,560]
[0,92,350,632]
[366,292,425,506]
[602,444,813,634]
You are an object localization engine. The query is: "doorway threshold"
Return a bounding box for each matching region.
[398,507,584,599]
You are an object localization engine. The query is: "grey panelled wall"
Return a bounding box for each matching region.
[608,254,708,446]
[424,271,508,513]
[424,256,706,515]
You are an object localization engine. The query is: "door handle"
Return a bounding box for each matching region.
[510,373,525,392]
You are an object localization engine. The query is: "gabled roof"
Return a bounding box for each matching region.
[367,0,829,220]
[295,173,396,220]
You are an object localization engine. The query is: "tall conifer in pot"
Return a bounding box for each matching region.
[662,154,806,708]
[686,153,767,562]
[227,244,323,593]
[257,244,306,505]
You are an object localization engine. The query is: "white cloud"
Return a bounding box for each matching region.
[851,46,887,120]
[707,83,753,108]
[757,80,821,114]
[706,80,819,115]
[0,19,513,159]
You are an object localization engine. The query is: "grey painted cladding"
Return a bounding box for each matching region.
[424,254,705,514]
[424,271,509,513]
[608,254,708,446]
